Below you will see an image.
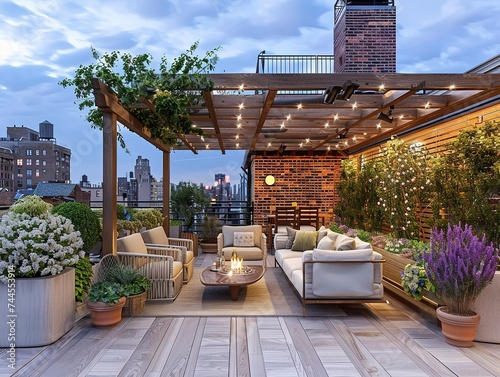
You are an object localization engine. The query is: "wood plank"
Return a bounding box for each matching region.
[358,308,452,377]
[282,316,326,377]
[183,317,208,376]
[324,317,390,377]
[246,317,267,376]
[117,317,175,377]
[161,317,201,376]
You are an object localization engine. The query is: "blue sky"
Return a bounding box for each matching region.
[1,0,499,186]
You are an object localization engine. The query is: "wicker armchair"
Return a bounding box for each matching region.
[116,233,184,300]
[140,226,195,283]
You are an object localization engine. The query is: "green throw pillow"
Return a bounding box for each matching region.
[291,231,318,251]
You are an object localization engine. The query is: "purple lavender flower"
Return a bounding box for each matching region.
[424,223,498,315]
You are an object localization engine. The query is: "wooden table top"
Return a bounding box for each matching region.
[199,265,265,287]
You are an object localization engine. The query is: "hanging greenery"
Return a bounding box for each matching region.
[59,42,220,149]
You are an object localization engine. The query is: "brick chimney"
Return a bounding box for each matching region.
[334,0,396,73]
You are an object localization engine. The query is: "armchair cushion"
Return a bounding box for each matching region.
[222,225,262,247]
[291,231,318,251]
[233,232,254,247]
[117,233,148,254]
[141,226,169,245]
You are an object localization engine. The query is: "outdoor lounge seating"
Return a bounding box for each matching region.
[116,233,184,300]
[140,226,195,283]
[217,225,267,268]
[274,227,385,315]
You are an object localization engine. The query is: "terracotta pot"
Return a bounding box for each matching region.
[200,242,218,253]
[436,306,480,347]
[87,297,126,327]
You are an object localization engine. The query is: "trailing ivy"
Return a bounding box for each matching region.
[59,42,220,149]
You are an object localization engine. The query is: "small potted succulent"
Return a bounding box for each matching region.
[424,222,498,347]
[86,281,126,326]
[104,264,150,316]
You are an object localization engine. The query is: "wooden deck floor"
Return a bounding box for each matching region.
[3,299,500,376]
[3,252,500,376]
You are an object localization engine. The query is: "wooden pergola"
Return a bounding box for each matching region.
[92,73,500,255]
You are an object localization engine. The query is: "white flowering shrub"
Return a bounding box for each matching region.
[0,196,84,284]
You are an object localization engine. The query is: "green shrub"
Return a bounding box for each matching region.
[132,209,163,229]
[53,202,101,252]
[10,195,52,217]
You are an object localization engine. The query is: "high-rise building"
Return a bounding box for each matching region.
[134,155,153,205]
[0,122,71,190]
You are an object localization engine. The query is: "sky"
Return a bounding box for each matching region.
[1,0,499,187]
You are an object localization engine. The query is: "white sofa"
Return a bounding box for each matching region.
[274,227,385,315]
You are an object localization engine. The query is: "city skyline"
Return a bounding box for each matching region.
[1,0,499,185]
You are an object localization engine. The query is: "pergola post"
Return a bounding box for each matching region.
[102,111,118,255]
[163,150,170,236]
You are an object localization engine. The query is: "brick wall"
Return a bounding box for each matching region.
[251,155,343,227]
[334,7,396,73]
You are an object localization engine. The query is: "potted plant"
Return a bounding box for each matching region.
[86,281,126,326]
[199,215,221,253]
[424,223,498,347]
[0,195,84,347]
[103,264,151,317]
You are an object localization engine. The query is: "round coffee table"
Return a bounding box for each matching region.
[199,265,265,301]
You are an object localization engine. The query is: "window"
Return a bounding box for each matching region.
[26,178,32,187]
[35,169,40,177]
[26,159,32,166]
[42,150,47,156]
[17,159,23,166]
[26,149,32,156]
[42,160,47,166]
[26,169,32,177]
[35,149,40,155]
[35,160,39,165]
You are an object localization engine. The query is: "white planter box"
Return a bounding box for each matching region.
[474,270,500,344]
[0,267,75,347]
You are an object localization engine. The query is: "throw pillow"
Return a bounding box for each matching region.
[316,226,328,243]
[316,235,335,250]
[285,226,298,249]
[291,231,318,251]
[233,232,254,247]
[334,234,356,251]
[354,236,372,250]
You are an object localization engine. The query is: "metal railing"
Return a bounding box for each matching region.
[90,200,254,233]
[256,53,335,74]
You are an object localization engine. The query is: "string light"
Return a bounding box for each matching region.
[286,114,292,121]
[424,102,430,109]
[238,84,244,91]
[297,103,303,110]
[239,103,244,110]
[237,114,242,120]
[377,122,382,129]
[449,84,456,90]
[236,143,240,148]
[351,102,357,109]
[280,122,286,129]
[334,113,339,121]
[237,123,242,129]
[379,84,385,91]
[324,122,329,128]
[267,142,272,147]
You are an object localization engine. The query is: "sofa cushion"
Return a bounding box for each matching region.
[334,234,356,251]
[317,235,335,250]
[233,232,254,247]
[285,226,298,249]
[354,237,372,250]
[275,249,303,267]
[291,231,318,251]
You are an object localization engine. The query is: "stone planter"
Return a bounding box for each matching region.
[169,225,182,238]
[0,268,75,347]
[474,270,500,343]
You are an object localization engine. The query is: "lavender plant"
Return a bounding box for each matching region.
[424,223,498,316]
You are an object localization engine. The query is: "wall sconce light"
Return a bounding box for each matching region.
[376,105,394,123]
[323,86,342,104]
